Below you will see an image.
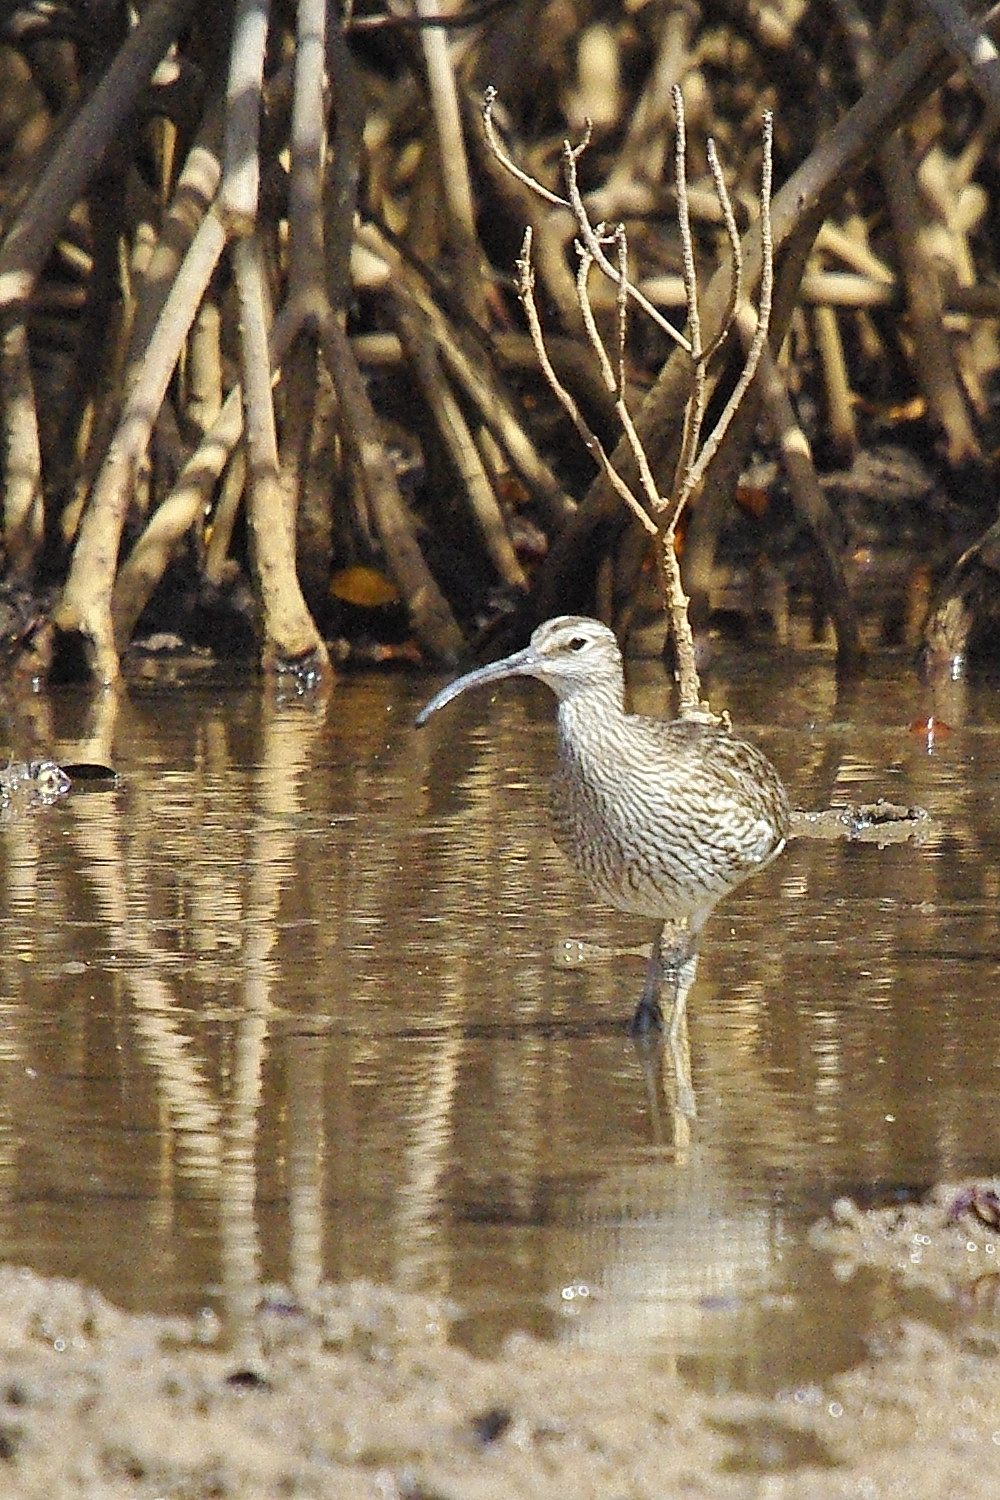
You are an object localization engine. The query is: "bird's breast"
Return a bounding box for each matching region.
[550,713,787,922]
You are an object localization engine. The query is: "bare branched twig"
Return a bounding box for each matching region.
[485,86,775,719]
[483,88,692,354]
[516,230,656,540]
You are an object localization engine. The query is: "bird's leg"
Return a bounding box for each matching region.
[628,925,667,1038]
[629,923,700,1041]
[665,936,698,1049]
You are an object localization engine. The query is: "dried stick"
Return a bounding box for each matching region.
[0,320,43,579]
[415,0,484,321]
[390,293,529,591]
[669,86,707,514]
[495,87,774,716]
[467,89,582,334]
[224,0,329,675]
[53,209,228,683]
[0,0,198,314]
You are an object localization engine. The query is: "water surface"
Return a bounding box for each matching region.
[0,648,996,1394]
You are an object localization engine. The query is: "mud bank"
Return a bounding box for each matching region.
[2,1181,1000,1498]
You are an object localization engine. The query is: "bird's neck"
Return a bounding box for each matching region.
[555,679,626,740]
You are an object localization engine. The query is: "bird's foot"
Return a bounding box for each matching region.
[627,995,664,1041]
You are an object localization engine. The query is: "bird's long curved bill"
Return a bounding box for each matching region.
[414,646,535,726]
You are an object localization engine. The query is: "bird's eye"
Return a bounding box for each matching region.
[568,637,586,651]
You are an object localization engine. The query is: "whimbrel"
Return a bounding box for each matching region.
[416,616,789,1036]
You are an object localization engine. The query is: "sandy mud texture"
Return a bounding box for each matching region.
[2,1181,1000,1498]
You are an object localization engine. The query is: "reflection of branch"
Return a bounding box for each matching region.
[67,797,223,1189]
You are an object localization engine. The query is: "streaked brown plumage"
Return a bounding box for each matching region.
[416,615,789,1034]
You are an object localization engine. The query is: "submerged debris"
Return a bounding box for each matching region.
[790,800,936,844]
[0,760,71,814]
[811,1179,1000,1300]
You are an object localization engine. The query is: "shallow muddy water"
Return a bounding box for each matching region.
[0,647,997,1399]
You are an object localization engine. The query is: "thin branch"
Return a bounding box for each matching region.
[561,137,692,352]
[613,226,628,402]
[672,85,702,362]
[702,137,742,364]
[517,231,656,537]
[575,247,617,396]
[482,87,691,351]
[481,87,566,208]
[680,111,773,511]
[669,84,707,507]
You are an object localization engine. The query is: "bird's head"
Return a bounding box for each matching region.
[415,615,624,724]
